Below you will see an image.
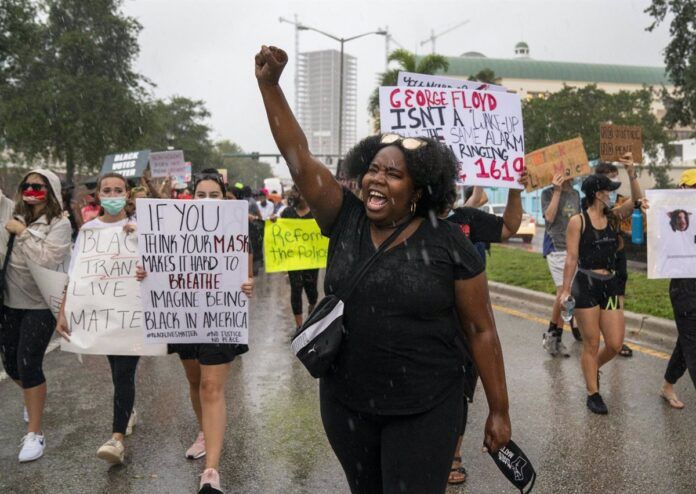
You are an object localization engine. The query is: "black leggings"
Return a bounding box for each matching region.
[664,314,696,389]
[0,307,55,389]
[107,355,139,435]
[320,387,462,494]
[289,269,319,315]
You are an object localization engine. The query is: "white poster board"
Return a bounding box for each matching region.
[136,199,250,344]
[397,71,506,93]
[62,227,166,356]
[646,189,696,279]
[149,150,187,178]
[27,258,69,318]
[379,86,524,189]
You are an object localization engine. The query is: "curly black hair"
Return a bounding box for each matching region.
[342,134,457,217]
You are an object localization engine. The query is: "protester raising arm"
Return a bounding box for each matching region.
[500,170,528,241]
[543,174,567,224]
[255,45,343,232]
[612,152,643,219]
[464,187,488,208]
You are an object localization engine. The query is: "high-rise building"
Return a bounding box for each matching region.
[296,49,357,160]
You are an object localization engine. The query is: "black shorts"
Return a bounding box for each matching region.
[168,343,248,365]
[572,270,622,311]
[615,250,628,296]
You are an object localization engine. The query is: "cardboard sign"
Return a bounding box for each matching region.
[136,199,250,344]
[379,86,524,189]
[264,219,329,273]
[646,189,696,279]
[599,124,643,163]
[62,227,166,356]
[398,71,506,93]
[524,137,591,192]
[149,150,187,178]
[101,150,150,178]
[27,258,69,318]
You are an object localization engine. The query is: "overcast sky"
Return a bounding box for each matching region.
[123,0,672,176]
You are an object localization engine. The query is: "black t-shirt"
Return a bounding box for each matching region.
[446,207,504,244]
[280,206,313,220]
[321,189,485,414]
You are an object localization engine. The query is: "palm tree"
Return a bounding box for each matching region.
[468,68,501,85]
[367,49,449,132]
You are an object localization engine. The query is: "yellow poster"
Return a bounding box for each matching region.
[264,219,329,273]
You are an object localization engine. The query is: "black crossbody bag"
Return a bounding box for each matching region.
[291,220,412,378]
[0,234,16,324]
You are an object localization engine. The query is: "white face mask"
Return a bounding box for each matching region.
[608,191,618,205]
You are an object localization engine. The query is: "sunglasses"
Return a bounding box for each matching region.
[380,133,428,150]
[20,183,46,192]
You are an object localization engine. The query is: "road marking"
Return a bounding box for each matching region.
[0,338,61,383]
[492,304,671,360]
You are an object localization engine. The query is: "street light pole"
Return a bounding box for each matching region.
[294,24,386,158]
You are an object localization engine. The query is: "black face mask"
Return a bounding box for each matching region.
[488,439,536,493]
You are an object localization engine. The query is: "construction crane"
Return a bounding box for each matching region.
[383,26,405,70]
[420,20,470,54]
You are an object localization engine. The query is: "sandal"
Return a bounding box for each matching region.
[660,391,685,410]
[619,344,633,357]
[448,456,467,485]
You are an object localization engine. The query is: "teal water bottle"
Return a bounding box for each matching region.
[632,201,643,245]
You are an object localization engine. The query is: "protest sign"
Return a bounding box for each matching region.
[398,71,506,93]
[379,86,525,189]
[599,124,643,163]
[137,199,250,344]
[646,189,696,279]
[524,137,591,192]
[27,258,69,318]
[149,150,187,178]
[264,219,329,273]
[62,227,166,356]
[101,150,150,178]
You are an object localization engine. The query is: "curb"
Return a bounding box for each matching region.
[488,281,677,350]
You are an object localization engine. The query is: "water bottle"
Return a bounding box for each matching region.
[561,296,575,323]
[632,201,643,245]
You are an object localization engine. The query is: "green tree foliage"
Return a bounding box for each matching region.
[645,0,696,127]
[0,0,149,180]
[213,140,273,189]
[136,97,215,172]
[523,85,674,187]
[368,49,449,131]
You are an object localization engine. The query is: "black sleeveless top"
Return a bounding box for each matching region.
[578,210,618,271]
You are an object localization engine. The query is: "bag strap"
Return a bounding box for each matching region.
[337,219,413,301]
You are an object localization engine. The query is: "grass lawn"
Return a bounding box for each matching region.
[486,244,674,320]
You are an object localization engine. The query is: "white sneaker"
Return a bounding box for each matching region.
[97,438,125,465]
[125,409,137,436]
[18,432,45,462]
[23,406,29,424]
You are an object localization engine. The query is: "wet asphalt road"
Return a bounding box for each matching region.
[1,271,694,494]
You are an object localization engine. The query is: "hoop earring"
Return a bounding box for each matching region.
[410,201,416,215]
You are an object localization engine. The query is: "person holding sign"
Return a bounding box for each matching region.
[277,185,319,328]
[558,174,624,415]
[595,153,645,358]
[257,45,511,494]
[1,169,71,462]
[541,174,581,356]
[659,169,696,409]
[137,169,254,494]
[55,172,144,465]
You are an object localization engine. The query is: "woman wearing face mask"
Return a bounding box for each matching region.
[280,185,319,328]
[56,172,141,465]
[1,169,72,462]
[137,168,254,494]
[559,174,624,415]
